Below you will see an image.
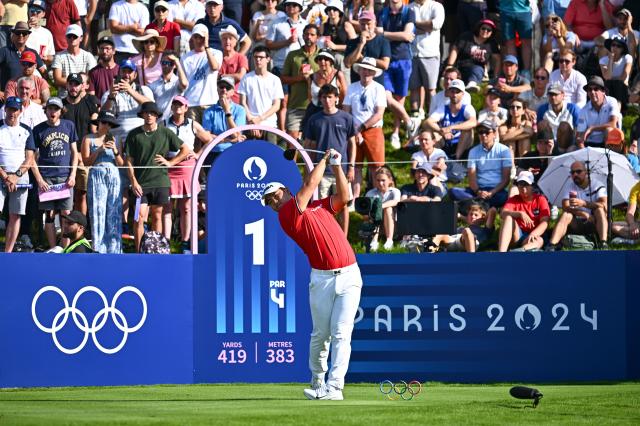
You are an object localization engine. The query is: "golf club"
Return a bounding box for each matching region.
[283,147,326,161]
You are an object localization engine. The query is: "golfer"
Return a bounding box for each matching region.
[261,149,362,401]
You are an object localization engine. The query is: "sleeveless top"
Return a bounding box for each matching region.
[164,117,196,158]
[441,104,468,146]
[310,72,339,106]
[322,21,349,46]
[89,137,117,166]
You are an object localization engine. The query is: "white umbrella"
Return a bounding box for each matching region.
[538,147,639,207]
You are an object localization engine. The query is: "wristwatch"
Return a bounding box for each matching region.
[225,112,232,118]
[15,169,23,177]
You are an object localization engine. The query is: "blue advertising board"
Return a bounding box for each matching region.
[0,254,194,387]
[192,140,312,383]
[349,252,632,383]
[0,251,639,387]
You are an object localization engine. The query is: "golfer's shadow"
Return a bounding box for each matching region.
[497,403,539,410]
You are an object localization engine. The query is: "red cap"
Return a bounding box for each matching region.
[20,50,37,64]
[358,10,376,21]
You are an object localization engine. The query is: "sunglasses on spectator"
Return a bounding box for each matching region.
[510,105,523,110]
[515,181,530,187]
[534,75,547,80]
[326,7,339,13]
[155,7,168,12]
[141,39,157,45]
[66,34,79,39]
[570,169,585,175]
[161,60,173,66]
[28,8,42,14]
[558,59,572,64]
[13,32,30,37]
[480,26,493,32]
[20,61,35,67]
[478,130,492,136]
[253,55,268,60]
[359,93,368,107]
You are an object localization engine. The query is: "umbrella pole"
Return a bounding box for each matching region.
[606,149,613,241]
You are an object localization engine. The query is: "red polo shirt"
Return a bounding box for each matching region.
[45,0,80,52]
[278,196,356,270]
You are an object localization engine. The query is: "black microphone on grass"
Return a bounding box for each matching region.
[510,386,543,408]
[283,148,326,161]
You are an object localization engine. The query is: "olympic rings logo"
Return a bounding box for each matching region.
[379,380,423,400]
[245,190,263,201]
[31,286,147,355]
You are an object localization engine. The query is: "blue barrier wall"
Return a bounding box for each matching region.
[1,251,638,387]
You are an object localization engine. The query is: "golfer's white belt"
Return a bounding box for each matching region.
[311,263,358,276]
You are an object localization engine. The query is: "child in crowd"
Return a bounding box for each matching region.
[432,201,496,253]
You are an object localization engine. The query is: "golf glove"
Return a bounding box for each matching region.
[328,149,342,166]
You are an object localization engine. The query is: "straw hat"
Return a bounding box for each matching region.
[132,29,167,53]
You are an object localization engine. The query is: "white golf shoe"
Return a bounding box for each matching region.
[303,384,344,400]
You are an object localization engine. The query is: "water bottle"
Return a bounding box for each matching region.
[551,205,558,220]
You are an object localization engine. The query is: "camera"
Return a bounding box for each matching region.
[354,197,382,253]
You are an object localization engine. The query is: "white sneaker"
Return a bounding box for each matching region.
[611,237,636,245]
[466,81,480,93]
[383,239,394,250]
[369,240,379,252]
[303,385,344,400]
[390,132,401,150]
[407,117,421,139]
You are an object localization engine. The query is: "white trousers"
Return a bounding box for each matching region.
[308,263,362,390]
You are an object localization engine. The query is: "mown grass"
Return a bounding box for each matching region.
[0,382,638,425]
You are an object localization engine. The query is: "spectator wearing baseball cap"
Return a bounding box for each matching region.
[179,22,222,123]
[101,58,154,143]
[449,120,512,209]
[498,170,550,252]
[163,94,212,252]
[147,1,181,52]
[218,24,248,104]
[425,78,478,160]
[31,96,80,249]
[88,35,119,101]
[42,0,80,53]
[400,163,446,203]
[202,76,246,155]
[264,0,306,74]
[516,127,556,185]
[344,9,390,87]
[61,210,93,253]
[478,87,508,134]
[108,0,150,63]
[488,54,532,107]
[195,0,251,55]
[0,22,46,90]
[62,71,100,215]
[3,50,51,105]
[149,53,188,123]
[24,0,55,67]
[51,24,97,98]
[536,81,580,153]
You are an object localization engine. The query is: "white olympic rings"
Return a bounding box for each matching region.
[31,285,147,355]
[245,190,263,201]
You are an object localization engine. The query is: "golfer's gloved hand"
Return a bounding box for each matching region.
[328,149,342,166]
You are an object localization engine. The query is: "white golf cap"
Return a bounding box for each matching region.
[66,24,83,37]
[191,24,209,38]
[261,182,286,206]
[447,79,466,93]
[515,170,534,185]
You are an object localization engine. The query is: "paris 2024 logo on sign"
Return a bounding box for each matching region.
[240,156,268,201]
[32,286,147,355]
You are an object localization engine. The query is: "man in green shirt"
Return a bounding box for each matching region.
[281,23,319,141]
[124,102,190,252]
[61,211,93,253]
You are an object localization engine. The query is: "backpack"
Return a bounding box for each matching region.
[140,231,171,254]
[562,234,595,251]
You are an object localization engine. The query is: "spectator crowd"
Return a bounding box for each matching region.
[0,0,639,254]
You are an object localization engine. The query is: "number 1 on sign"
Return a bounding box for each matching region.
[245,219,264,265]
